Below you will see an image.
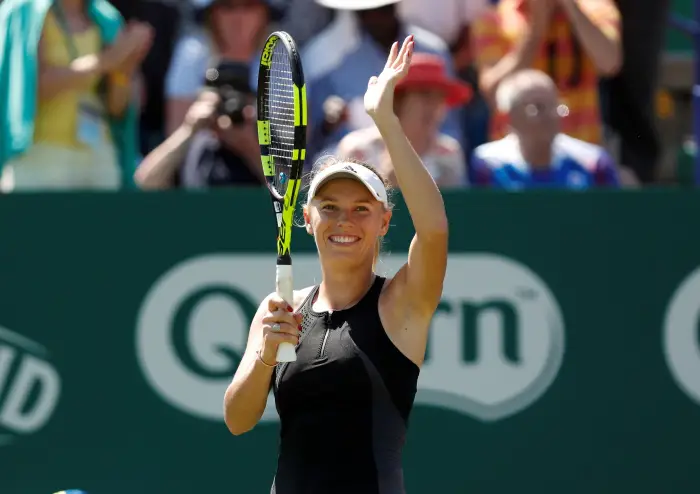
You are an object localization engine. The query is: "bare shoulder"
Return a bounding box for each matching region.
[293,286,315,311]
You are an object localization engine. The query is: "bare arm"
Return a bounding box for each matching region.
[105,23,154,118]
[479,34,541,103]
[224,292,302,436]
[223,298,277,436]
[134,124,195,189]
[473,2,551,103]
[368,38,448,316]
[376,116,448,314]
[38,52,105,101]
[558,0,622,76]
[135,91,219,189]
[105,73,133,118]
[39,20,153,110]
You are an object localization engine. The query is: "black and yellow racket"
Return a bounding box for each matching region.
[257,31,307,363]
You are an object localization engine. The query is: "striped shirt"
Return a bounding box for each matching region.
[470,133,620,189]
[471,0,621,145]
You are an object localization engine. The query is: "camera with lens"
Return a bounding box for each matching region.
[205,61,254,126]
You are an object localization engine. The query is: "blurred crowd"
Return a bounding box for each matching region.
[0,0,674,191]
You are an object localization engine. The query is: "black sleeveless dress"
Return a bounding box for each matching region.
[270,276,420,494]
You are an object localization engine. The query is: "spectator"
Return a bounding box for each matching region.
[267,0,334,49]
[471,0,622,146]
[399,0,492,161]
[337,53,471,188]
[135,61,264,189]
[599,0,671,183]
[0,0,152,191]
[470,69,621,189]
[399,0,489,72]
[302,0,463,159]
[164,0,270,136]
[109,0,184,156]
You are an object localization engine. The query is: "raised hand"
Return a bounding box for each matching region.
[364,35,414,124]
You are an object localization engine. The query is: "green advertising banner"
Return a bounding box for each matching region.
[1,190,699,494]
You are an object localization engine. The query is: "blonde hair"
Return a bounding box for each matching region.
[304,155,394,271]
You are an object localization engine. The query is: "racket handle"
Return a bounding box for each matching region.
[276,264,297,363]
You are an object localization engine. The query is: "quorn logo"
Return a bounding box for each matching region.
[136,253,566,422]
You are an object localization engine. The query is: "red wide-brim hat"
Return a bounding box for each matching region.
[396,53,473,108]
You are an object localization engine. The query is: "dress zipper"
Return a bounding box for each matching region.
[317,328,330,358]
[316,311,331,359]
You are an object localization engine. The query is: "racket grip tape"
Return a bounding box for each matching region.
[276,264,297,363]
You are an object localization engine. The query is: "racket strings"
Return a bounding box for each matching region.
[266,44,296,196]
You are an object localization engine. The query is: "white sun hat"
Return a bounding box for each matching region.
[307,162,389,208]
[314,0,402,10]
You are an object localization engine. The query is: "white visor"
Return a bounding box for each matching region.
[307,162,388,208]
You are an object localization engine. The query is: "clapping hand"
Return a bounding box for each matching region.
[100,21,154,75]
[118,21,154,75]
[364,35,414,124]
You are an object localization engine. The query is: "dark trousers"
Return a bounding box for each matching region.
[600,0,671,183]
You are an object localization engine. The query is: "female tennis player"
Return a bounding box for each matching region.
[224,34,448,494]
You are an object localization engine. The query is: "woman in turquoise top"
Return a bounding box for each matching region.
[0,0,151,191]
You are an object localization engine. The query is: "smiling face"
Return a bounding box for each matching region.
[304,177,392,270]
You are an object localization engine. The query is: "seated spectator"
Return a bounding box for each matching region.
[164,0,270,136]
[470,70,620,189]
[0,0,152,191]
[471,0,622,146]
[337,53,470,188]
[303,0,463,159]
[135,61,264,189]
[399,0,492,161]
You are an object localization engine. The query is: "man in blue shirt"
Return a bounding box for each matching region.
[302,0,464,161]
[470,69,620,189]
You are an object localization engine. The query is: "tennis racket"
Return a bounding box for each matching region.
[257,31,307,363]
